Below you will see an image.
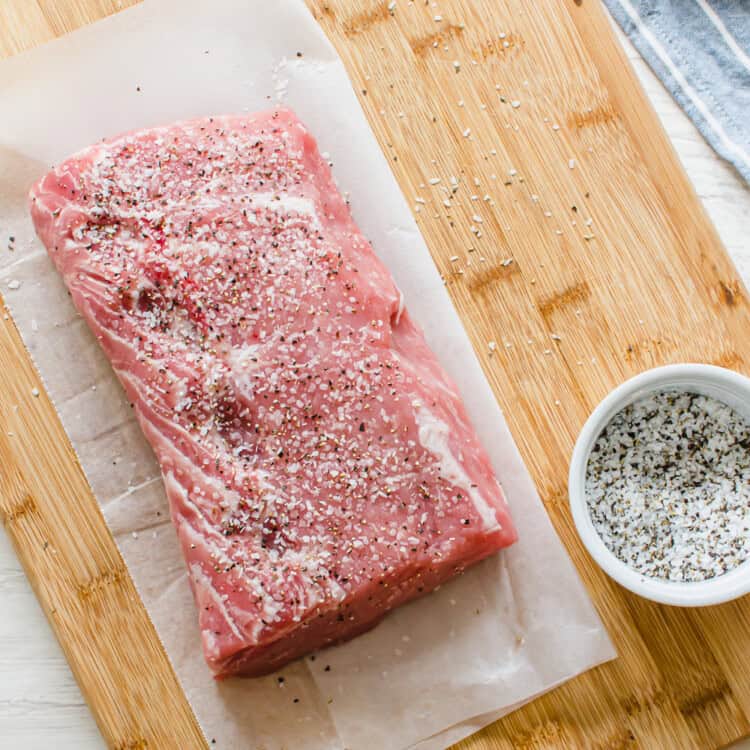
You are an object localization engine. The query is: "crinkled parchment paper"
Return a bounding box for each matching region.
[0,1,614,747]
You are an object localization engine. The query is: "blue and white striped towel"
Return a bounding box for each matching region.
[603,0,750,184]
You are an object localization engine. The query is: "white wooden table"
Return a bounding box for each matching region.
[1,18,749,750]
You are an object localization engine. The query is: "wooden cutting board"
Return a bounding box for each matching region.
[2,1,750,748]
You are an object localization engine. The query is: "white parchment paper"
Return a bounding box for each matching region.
[0,1,615,748]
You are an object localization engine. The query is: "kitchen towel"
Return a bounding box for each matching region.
[603,0,750,184]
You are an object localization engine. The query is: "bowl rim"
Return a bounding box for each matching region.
[568,363,750,607]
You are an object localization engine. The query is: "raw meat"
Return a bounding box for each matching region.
[29,109,517,678]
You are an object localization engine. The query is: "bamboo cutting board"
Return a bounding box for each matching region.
[2,1,750,748]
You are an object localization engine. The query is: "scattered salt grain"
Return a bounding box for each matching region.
[7,279,21,290]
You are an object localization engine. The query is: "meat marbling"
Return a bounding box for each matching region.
[30,109,517,678]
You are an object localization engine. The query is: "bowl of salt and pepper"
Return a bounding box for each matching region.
[569,364,750,606]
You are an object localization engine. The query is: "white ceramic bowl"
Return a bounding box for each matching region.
[568,364,750,607]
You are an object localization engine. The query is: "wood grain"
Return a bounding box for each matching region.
[1,1,750,749]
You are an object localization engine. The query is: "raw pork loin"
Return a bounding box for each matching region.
[30,109,517,677]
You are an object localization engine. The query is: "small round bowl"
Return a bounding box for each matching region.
[569,364,750,607]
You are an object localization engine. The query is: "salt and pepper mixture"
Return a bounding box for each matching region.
[586,390,750,583]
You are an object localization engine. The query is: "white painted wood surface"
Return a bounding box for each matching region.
[1,17,749,750]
